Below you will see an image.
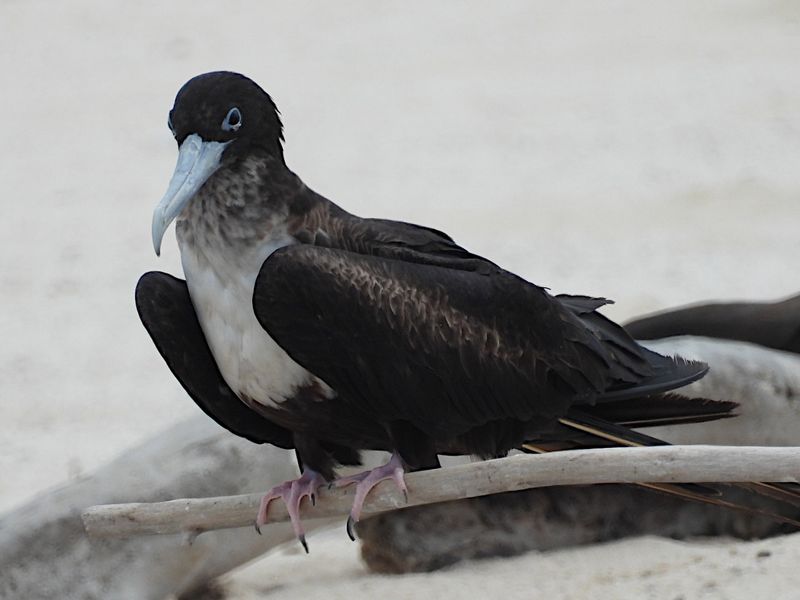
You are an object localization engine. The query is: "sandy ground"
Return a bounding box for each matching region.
[225,529,800,600]
[1,1,799,597]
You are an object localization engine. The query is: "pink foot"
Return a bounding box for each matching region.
[254,468,325,552]
[331,452,407,540]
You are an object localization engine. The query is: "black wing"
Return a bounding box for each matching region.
[557,292,709,400]
[252,239,706,442]
[136,271,294,449]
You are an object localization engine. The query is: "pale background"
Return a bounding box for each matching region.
[1,1,798,597]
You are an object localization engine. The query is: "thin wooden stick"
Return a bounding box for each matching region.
[82,445,800,538]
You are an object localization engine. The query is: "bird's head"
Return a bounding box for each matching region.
[152,71,284,256]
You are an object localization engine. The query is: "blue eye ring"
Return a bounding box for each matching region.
[222,107,242,132]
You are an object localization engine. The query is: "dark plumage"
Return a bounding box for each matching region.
[139,71,800,548]
[251,227,709,459]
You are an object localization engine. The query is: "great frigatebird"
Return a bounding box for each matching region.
[138,71,799,551]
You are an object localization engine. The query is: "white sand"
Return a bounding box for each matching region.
[226,529,800,600]
[1,1,798,597]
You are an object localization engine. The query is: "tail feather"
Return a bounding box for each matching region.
[583,392,738,428]
[558,292,711,403]
[534,295,799,525]
[597,357,709,402]
[519,394,800,528]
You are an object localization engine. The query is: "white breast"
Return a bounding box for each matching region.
[179,231,324,409]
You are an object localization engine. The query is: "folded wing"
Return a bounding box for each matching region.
[252,242,707,441]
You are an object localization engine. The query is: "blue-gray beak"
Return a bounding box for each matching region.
[151,133,230,256]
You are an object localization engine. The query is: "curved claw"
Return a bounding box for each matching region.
[254,469,325,551]
[331,452,408,541]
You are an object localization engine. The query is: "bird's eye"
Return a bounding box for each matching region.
[222,107,242,132]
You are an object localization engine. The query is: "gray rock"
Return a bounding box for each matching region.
[358,485,789,574]
[0,417,330,600]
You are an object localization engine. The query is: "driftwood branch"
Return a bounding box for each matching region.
[83,445,800,538]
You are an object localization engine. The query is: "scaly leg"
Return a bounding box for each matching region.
[331,452,407,540]
[254,468,325,552]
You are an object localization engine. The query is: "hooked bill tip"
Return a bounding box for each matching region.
[151,211,167,257]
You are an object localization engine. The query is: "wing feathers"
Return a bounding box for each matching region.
[253,243,709,444]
